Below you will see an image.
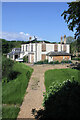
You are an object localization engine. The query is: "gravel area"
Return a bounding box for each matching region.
[17,64,68,119]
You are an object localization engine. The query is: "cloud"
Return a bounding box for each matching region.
[19,32,25,35]
[0,31,30,41]
[26,33,30,36]
[0,31,43,41]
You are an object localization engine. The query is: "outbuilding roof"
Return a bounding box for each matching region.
[7,51,21,55]
[46,51,71,56]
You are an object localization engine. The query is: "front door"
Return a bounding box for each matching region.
[42,54,46,61]
[31,54,34,63]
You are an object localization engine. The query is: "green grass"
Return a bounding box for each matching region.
[45,68,80,91]
[2,106,20,119]
[2,62,33,119]
[2,62,33,104]
[0,82,2,119]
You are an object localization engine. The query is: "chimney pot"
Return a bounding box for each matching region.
[64,35,66,44]
[64,35,66,38]
[29,36,32,41]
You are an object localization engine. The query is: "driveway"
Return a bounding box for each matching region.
[17,64,68,119]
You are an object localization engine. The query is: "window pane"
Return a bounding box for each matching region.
[26,45,27,51]
[31,44,33,52]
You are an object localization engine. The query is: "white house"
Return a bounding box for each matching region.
[7,35,71,63]
[20,35,71,63]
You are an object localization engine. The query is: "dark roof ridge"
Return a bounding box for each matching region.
[47,51,71,56]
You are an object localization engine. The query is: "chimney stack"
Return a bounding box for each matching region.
[64,35,66,44]
[29,36,32,41]
[61,36,63,44]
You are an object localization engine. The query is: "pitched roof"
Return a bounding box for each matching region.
[46,51,71,56]
[7,51,21,55]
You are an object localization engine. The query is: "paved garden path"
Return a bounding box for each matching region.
[18,64,68,119]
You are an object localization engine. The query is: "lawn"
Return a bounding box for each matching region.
[2,62,33,119]
[2,106,20,119]
[45,68,80,91]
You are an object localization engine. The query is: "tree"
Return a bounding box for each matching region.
[66,36,75,44]
[61,2,80,39]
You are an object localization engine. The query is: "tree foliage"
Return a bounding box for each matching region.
[61,2,80,39]
[2,56,20,83]
[66,36,75,44]
[1,39,26,54]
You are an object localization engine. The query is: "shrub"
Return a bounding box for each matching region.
[23,56,28,62]
[7,71,20,82]
[2,56,21,83]
[32,80,80,120]
[34,61,44,64]
[49,61,53,64]
[72,57,80,61]
[43,59,48,64]
[61,60,72,63]
[2,70,20,83]
[34,59,48,64]
[54,60,60,64]
[34,60,72,65]
[2,56,14,78]
[49,61,60,64]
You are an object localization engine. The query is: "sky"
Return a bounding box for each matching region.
[1,2,75,42]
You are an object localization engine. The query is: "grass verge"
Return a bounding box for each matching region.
[2,62,33,119]
[2,106,20,119]
[45,68,80,91]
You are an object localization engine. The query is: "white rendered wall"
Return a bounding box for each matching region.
[37,43,42,61]
[58,44,61,52]
[66,45,70,53]
[46,44,54,52]
[48,56,53,62]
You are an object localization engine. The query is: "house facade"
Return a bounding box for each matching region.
[7,35,71,63]
[20,35,71,63]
